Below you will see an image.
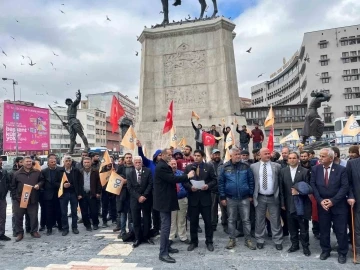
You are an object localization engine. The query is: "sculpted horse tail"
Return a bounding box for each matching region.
[161,0,218,25]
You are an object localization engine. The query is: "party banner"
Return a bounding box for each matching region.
[20,184,33,208]
[58,172,68,198]
[106,171,125,195]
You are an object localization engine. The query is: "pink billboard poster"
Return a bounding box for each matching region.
[3,103,50,151]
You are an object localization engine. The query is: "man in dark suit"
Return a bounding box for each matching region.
[153,148,194,264]
[127,156,153,248]
[280,152,311,256]
[41,154,64,235]
[310,148,349,264]
[347,154,360,263]
[184,149,217,252]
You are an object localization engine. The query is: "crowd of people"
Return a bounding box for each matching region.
[0,134,359,266]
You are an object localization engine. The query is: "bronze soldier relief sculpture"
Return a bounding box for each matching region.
[161,0,218,25]
[302,90,331,150]
[63,90,89,154]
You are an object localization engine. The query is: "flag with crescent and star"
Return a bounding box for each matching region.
[163,100,173,134]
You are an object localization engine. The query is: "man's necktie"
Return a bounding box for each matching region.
[196,165,200,177]
[137,171,141,184]
[262,163,268,190]
[324,167,329,186]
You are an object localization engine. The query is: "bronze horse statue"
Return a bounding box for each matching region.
[161,0,218,25]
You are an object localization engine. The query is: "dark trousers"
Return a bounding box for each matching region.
[196,142,204,151]
[12,200,30,233]
[44,196,62,230]
[287,213,309,248]
[39,192,46,228]
[13,200,39,234]
[189,204,213,244]
[159,211,171,257]
[131,199,151,241]
[79,193,99,228]
[59,192,78,230]
[211,193,219,229]
[281,208,289,235]
[312,220,320,235]
[318,206,348,255]
[101,191,117,223]
[0,199,6,235]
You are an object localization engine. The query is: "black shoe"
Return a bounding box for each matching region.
[62,230,69,236]
[0,234,11,241]
[93,225,99,230]
[169,247,179,253]
[187,243,198,251]
[197,226,202,233]
[287,245,299,253]
[338,254,347,264]
[86,226,92,232]
[303,247,311,256]
[72,228,79,234]
[257,243,264,249]
[146,239,155,245]
[159,255,176,263]
[181,239,190,244]
[320,251,330,260]
[46,229,52,236]
[39,227,45,232]
[275,244,283,250]
[133,240,141,248]
[206,243,214,252]
[102,222,109,228]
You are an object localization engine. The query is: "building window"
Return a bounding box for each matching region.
[345,87,352,93]
[352,69,359,74]
[87,125,94,130]
[342,52,349,57]
[350,38,356,45]
[344,76,351,81]
[87,115,94,121]
[324,113,332,123]
[341,40,348,46]
[321,61,328,66]
[351,51,357,56]
[355,105,360,110]
[95,112,99,117]
[346,105,353,111]
[321,72,329,77]
[354,87,360,92]
[320,43,327,49]
[88,134,95,139]
[96,129,99,134]
[351,57,358,62]
[343,70,350,75]
[345,94,352,99]
[354,93,360,99]
[320,55,327,60]
[322,78,329,83]
[352,75,359,81]
[343,58,350,63]
[324,107,331,113]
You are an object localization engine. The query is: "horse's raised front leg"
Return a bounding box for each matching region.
[211,0,218,18]
[199,0,206,19]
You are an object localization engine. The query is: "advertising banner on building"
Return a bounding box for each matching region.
[3,102,50,151]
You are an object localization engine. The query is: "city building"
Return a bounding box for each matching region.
[105,116,121,152]
[49,107,96,153]
[250,24,360,130]
[85,92,136,123]
[239,97,252,109]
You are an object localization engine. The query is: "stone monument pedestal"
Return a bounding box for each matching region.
[136,18,245,155]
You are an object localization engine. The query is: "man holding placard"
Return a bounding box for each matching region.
[11,156,44,242]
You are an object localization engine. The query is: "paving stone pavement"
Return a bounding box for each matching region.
[1,198,360,270]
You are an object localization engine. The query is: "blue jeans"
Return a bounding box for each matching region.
[253,142,262,150]
[240,143,249,150]
[159,211,171,257]
[227,197,251,241]
[59,192,78,230]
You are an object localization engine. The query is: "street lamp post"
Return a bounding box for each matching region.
[2,78,19,156]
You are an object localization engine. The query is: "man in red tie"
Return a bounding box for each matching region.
[310,148,349,264]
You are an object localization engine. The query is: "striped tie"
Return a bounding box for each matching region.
[263,163,268,190]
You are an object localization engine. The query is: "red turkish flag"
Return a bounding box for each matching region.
[110,96,125,133]
[202,132,215,146]
[267,126,274,152]
[162,100,173,134]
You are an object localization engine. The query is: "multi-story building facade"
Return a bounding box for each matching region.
[85,92,136,123]
[250,24,360,130]
[49,107,96,153]
[105,116,121,152]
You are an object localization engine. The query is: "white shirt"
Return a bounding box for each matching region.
[259,161,274,195]
[323,162,333,179]
[290,166,298,183]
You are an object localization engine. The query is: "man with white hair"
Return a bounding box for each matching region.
[127,156,154,248]
[310,148,349,264]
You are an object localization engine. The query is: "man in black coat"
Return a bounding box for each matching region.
[153,148,194,264]
[0,156,10,241]
[127,156,153,248]
[280,152,311,256]
[347,155,360,263]
[310,148,349,264]
[184,149,217,252]
[41,154,64,235]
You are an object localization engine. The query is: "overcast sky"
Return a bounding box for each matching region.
[0,0,359,109]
